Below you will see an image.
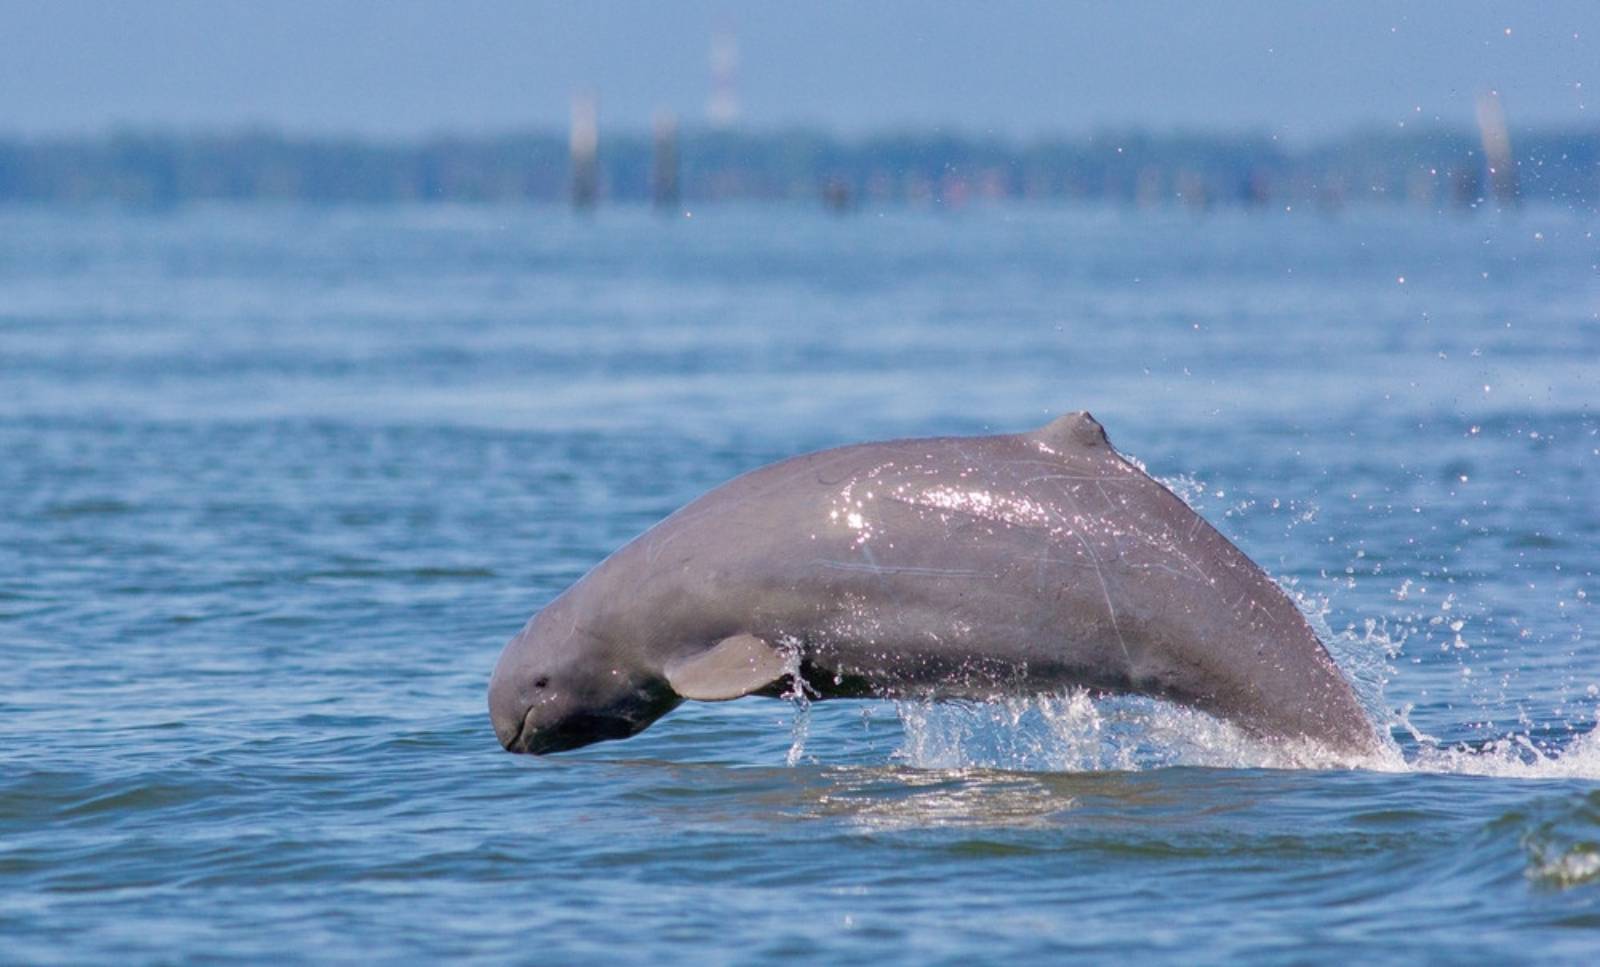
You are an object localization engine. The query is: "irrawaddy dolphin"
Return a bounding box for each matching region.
[488,413,1382,758]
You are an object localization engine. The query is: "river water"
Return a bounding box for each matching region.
[2,204,1598,962]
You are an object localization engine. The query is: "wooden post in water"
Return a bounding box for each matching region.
[707,27,739,129]
[651,110,679,212]
[1476,90,1519,209]
[570,91,599,211]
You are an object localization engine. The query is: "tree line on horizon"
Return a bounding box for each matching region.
[0,126,1595,211]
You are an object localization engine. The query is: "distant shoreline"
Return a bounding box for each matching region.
[2,126,1595,210]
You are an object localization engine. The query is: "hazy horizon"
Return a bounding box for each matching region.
[1,2,1594,142]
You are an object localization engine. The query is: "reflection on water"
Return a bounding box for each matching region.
[813,768,1080,832]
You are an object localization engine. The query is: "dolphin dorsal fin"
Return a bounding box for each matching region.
[665,634,790,702]
[1032,411,1110,451]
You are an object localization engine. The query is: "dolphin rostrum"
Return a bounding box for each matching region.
[488,413,1382,758]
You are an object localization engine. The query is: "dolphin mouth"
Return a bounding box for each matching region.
[497,707,531,753]
[503,707,643,755]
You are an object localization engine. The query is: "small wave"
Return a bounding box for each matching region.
[1526,844,1600,889]
[1514,789,1600,890]
[301,565,496,581]
[43,497,135,518]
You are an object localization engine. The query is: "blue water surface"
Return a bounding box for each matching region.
[2,204,1598,963]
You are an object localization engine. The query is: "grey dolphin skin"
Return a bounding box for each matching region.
[488,413,1382,758]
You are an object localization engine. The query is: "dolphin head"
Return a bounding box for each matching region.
[487,595,679,755]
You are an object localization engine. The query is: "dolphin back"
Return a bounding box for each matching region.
[1020,413,1380,754]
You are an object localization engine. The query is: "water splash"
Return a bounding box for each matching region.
[842,558,1600,778]
[784,698,813,768]
[1154,471,1208,510]
[1405,721,1600,780]
[892,690,1381,773]
[1292,583,1407,734]
[780,636,817,767]
[881,688,1600,779]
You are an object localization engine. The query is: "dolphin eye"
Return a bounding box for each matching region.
[533,677,550,689]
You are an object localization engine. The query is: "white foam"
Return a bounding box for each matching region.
[1404,724,1600,780]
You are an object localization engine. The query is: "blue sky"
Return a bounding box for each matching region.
[1,1,1594,139]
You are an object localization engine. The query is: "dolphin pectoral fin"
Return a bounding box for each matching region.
[665,634,791,702]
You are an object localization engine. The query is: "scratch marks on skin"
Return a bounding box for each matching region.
[1012,468,1215,587]
[1013,471,1108,486]
[813,560,994,579]
[643,500,727,566]
[858,540,883,573]
[817,552,1190,588]
[806,451,860,488]
[1125,557,1210,584]
[1093,480,1122,513]
[1055,484,1133,665]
